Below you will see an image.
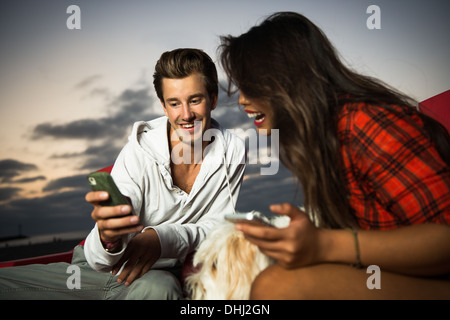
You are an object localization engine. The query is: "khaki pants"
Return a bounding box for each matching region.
[0,245,182,300]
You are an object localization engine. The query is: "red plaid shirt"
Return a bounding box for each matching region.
[338,103,450,230]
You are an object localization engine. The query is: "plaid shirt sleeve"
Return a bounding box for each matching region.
[339,103,450,230]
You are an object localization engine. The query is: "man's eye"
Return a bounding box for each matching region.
[191,98,201,104]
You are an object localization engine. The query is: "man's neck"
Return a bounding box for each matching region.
[167,125,208,194]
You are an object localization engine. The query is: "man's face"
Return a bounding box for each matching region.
[161,73,217,146]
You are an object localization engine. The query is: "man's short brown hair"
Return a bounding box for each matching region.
[153,48,218,102]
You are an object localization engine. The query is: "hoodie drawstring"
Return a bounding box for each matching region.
[222,154,237,215]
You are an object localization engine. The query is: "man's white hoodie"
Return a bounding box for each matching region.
[84,116,246,272]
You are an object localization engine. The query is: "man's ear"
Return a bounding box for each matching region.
[210,94,218,111]
[161,100,168,117]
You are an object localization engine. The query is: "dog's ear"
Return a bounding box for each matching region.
[213,231,257,299]
[225,232,256,269]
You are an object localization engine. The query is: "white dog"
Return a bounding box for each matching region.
[185,212,290,300]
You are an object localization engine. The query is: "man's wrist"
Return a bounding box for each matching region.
[100,238,121,253]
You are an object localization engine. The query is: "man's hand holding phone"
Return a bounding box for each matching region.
[85,191,143,244]
[86,172,162,286]
[86,172,142,245]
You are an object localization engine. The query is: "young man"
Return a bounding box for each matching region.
[84,48,246,298]
[0,49,246,300]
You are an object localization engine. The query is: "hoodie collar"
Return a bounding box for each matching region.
[135,116,226,168]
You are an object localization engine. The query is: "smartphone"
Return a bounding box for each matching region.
[225,212,275,227]
[87,171,129,207]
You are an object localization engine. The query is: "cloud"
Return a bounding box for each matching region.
[13,176,46,184]
[32,119,110,140]
[0,172,94,237]
[0,84,163,237]
[74,74,102,89]
[0,187,22,202]
[51,143,122,171]
[235,163,303,213]
[31,87,159,141]
[0,159,38,183]
[116,88,153,104]
[57,86,162,170]
[30,85,163,171]
[42,174,89,192]
[78,144,122,171]
[0,189,93,237]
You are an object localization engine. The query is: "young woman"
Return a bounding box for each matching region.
[220,12,450,299]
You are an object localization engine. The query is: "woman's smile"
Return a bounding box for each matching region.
[244,109,266,126]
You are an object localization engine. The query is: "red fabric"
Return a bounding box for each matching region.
[339,102,450,230]
[0,240,86,268]
[97,165,114,173]
[181,252,198,284]
[0,251,74,268]
[418,90,450,133]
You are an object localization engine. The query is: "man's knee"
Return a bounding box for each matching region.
[124,270,182,300]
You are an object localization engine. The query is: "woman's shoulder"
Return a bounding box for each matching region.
[338,101,422,135]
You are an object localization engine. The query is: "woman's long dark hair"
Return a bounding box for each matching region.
[220,12,450,229]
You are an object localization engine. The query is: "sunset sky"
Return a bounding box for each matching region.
[0,0,449,239]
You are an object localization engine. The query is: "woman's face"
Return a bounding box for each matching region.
[238,92,274,135]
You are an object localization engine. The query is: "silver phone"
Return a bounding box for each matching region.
[225,212,275,227]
